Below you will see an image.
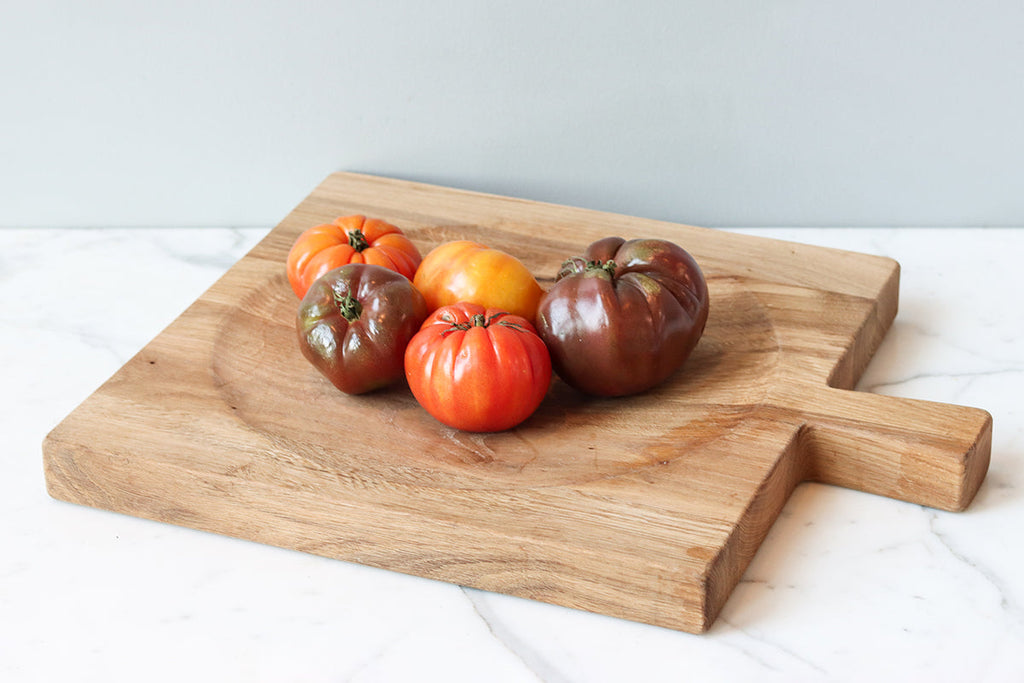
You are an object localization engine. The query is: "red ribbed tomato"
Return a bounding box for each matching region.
[404,302,552,432]
[287,215,422,298]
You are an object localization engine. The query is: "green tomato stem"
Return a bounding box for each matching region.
[441,311,527,336]
[334,291,363,322]
[585,259,617,277]
[347,229,370,252]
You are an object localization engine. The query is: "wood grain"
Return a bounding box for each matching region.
[43,173,992,633]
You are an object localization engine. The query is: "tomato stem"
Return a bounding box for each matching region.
[347,229,370,252]
[585,259,618,277]
[441,311,527,336]
[333,291,363,321]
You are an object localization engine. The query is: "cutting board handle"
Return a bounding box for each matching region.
[795,386,992,511]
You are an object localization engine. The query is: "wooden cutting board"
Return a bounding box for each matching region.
[43,173,992,633]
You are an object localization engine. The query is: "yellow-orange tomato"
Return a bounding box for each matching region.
[286,215,422,298]
[412,240,543,322]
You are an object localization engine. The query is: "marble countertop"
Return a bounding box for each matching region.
[3,226,1021,682]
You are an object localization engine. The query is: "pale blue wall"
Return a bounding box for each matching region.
[3,1,1022,227]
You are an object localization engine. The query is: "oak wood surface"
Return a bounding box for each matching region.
[43,173,992,633]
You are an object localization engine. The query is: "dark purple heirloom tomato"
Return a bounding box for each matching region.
[296,263,428,395]
[536,236,709,397]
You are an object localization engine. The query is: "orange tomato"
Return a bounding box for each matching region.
[412,240,543,322]
[286,215,422,298]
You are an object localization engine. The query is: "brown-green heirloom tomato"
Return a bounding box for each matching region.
[536,236,709,397]
[296,263,428,394]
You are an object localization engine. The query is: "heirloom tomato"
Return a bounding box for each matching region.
[412,240,543,322]
[297,264,428,395]
[536,236,709,397]
[404,302,552,432]
[287,215,422,298]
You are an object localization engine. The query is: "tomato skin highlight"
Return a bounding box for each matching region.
[404,302,552,432]
[296,264,428,395]
[412,241,543,323]
[287,215,422,298]
[536,236,709,397]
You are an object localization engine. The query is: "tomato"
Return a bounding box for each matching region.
[287,215,422,298]
[412,240,543,322]
[404,302,552,432]
[297,263,428,395]
[536,236,709,397]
